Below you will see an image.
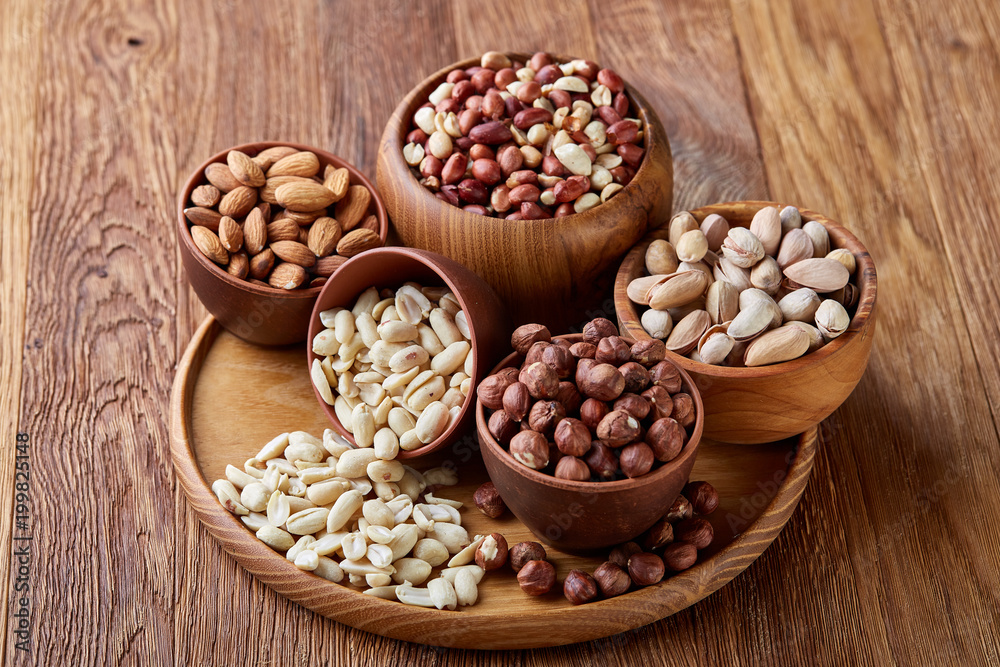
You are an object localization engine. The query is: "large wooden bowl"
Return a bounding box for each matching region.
[178,141,388,346]
[376,53,674,331]
[307,247,511,459]
[477,335,703,552]
[615,201,878,444]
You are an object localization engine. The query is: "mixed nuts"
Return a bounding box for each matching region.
[403,51,645,219]
[628,206,859,366]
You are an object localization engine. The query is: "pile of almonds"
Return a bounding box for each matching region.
[477,318,696,481]
[184,146,383,290]
[628,206,858,366]
[213,428,505,609]
[403,51,644,219]
[310,283,473,455]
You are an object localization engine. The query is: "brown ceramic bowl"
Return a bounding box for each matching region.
[177,141,388,346]
[476,334,702,552]
[615,201,878,444]
[308,247,510,460]
[376,52,673,331]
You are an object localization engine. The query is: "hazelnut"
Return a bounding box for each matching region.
[553,337,574,350]
[675,518,714,549]
[542,344,575,378]
[579,398,610,430]
[593,561,631,597]
[554,418,591,456]
[496,367,521,383]
[584,442,618,480]
[642,518,674,551]
[613,393,650,420]
[631,338,666,366]
[582,317,618,345]
[554,455,590,481]
[555,381,582,413]
[575,357,597,387]
[475,532,509,570]
[569,341,597,359]
[664,494,693,523]
[661,542,697,571]
[477,373,513,410]
[671,392,696,428]
[509,541,546,571]
[595,335,631,365]
[547,442,564,470]
[578,363,625,401]
[563,569,599,605]
[596,410,640,447]
[618,362,651,394]
[520,362,559,399]
[645,417,685,461]
[525,340,551,366]
[641,386,674,420]
[608,541,642,568]
[619,442,655,478]
[502,382,532,422]
[627,552,665,586]
[517,559,556,595]
[511,323,551,355]
[509,430,550,470]
[649,360,682,393]
[527,400,565,434]
[488,409,519,444]
[473,482,506,518]
[684,481,720,515]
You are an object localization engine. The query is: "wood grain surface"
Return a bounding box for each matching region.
[2,0,999,664]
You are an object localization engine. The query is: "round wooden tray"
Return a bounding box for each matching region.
[170,317,817,649]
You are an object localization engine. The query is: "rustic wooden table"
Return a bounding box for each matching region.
[2,0,998,664]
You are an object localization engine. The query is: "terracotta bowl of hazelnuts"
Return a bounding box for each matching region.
[476,319,703,552]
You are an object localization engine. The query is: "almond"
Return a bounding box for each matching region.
[218,215,243,252]
[275,181,337,212]
[323,167,351,202]
[227,250,249,279]
[260,176,312,205]
[314,255,347,277]
[335,185,372,231]
[285,209,324,225]
[336,228,381,258]
[249,249,275,279]
[190,184,220,208]
[191,226,229,265]
[204,162,241,192]
[218,185,258,218]
[270,240,316,268]
[243,208,267,254]
[268,262,307,290]
[266,151,320,178]
[360,214,380,233]
[254,201,272,223]
[309,276,328,288]
[308,217,342,257]
[297,227,309,245]
[184,206,222,231]
[226,150,266,187]
[267,218,301,243]
[252,145,298,171]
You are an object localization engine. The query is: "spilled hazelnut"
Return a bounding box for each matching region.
[642,518,674,551]
[473,482,506,518]
[593,561,631,597]
[661,542,697,571]
[563,569,599,605]
[684,481,720,515]
[664,494,693,522]
[509,541,546,571]
[609,541,642,568]
[627,552,665,586]
[675,518,714,549]
[517,559,556,595]
[475,532,509,570]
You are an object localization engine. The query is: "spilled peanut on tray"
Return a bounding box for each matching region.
[213,429,500,609]
[629,206,858,366]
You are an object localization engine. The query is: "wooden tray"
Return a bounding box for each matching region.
[170,317,817,649]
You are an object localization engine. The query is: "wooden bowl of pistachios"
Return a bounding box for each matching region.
[614,201,877,444]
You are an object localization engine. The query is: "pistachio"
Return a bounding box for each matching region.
[782,321,826,352]
[815,299,850,340]
[675,230,709,263]
[713,257,753,292]
[727,301,773,342]
[831,282,860,309]
[749,206,782,256]
[665,310,711,355]
[705,280,739,325]
[627,274,669,305]
[641,309,673,339]
[744,326,810,366]
[779,205,802,234]
[778,288,821,322]
[739,288,783,328]
[698,327,735,365]
[776,228,814,269]
[648,271,711,310]
[783,258,850,293]
[750,256,782,295]
[700,214,730,252]
[826,248,856,274]
[803,220,830,257]
[721,227,765,268]
[668,211,699,247]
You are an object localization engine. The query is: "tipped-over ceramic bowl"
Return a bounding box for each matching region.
[308,247,510,460]
[178,141,388,346]
[376,52,673,330]
[615,201,878,444]
[477,334,702,552]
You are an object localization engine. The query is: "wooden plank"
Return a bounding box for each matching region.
[730,0,1000,663]
[0,0,42,662]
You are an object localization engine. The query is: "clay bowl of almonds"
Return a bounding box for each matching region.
[376,51,673,329]
[307,246,510,460]
[614,201,878,444]
[475,318,703,552]
[178,142,388,346]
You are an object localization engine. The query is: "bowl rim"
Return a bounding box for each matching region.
[475,333,703,493]
[305,246,485,460]
[379,51,668,226]
[615,200,878,378]
[176,140,389,299]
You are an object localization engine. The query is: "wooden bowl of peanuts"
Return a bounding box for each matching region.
[177,141,388,346]
[306,247,511,460]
